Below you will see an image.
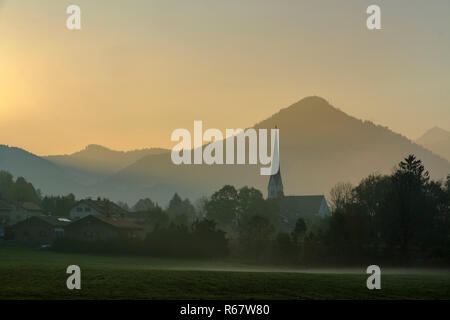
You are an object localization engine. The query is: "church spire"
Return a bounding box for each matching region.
[268,127,284,199]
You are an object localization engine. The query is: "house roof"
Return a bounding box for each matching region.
[75,199,128,216]
[67,214,142,230]
[21,202,42,212]
[38,216,72,227]
[95,215,142,229]
[12,215,72,228]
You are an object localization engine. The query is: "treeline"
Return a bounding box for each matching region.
[230,155,449,266]
[0,170,77,215]
[112,154,449,266]
[54,218,229,259]
[0,171,41,203]
[310,155,450,265]
[4,154,450,266]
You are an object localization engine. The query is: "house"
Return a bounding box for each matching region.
[0,200,43,226]
[64,215,143,241]
[70,199,128,220]
[0,200,14,232]
[267,134,330,230]
[21,202,43,215]
[10,216,71,245]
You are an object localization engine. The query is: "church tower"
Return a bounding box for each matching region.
[268,127,284,199]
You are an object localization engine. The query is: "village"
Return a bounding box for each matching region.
[0,157,330,249]
[0,198,145,246]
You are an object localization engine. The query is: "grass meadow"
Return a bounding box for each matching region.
[0,244,449,300]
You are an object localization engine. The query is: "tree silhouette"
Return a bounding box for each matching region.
[205,185,239,227]
[292,218,307,244]
[382,155,432,259]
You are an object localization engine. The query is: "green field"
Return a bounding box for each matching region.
[0,244,449,300]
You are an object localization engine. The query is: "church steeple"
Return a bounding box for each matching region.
[268,126,284,199]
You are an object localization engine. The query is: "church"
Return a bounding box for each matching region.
[267,130,330,230]
[268,168,330,230]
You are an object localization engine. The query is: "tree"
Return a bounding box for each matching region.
[167,193,196,226]
[238,214,275,260]
[272,232,299,264]
[41,194,76,216]
[205,185,239,227]
[133,198,156,212]
[167,193,183,216]
[237,186,279,227]
[354,174,391,217]
[0,171,13,200]
[329,182,354,212]
[191,219,228,258]
[117,201,130,211]
[237,186,265,217]
[194,196,208,219]
[296,155,450,265]
[399,154,430,183]
[384,155,431,258]
[143,205,170,231]
[7,176,39,203]
[292,218,307,244]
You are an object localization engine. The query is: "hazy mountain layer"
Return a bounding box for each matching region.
[2,97,449,206]
[416,127,450,162]
[0,145,82,196]
[99,97,450,205]
[44,144,168,175]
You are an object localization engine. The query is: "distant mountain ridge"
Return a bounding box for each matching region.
[415,127,450,162]
[0,144,168,198]
[0,145,82,195]
[44,144,168,175]
[97,96,450,204]
[1,96,449,206]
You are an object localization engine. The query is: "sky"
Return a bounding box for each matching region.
[0,0,449,155]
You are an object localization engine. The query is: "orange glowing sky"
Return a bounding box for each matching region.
[1,0,449,155]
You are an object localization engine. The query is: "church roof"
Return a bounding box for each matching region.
[267,127,284,198]
[268,168,283,195]
[280,195,325,213]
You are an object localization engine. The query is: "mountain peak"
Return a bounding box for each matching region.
[276,96,345,121]
[417,127,450,144]
[284,96,334,113]
[415,127,450,161]
[293,95,331,106]
[427,126,450,136]
[254,96,352,139]
[84,144,111,152]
